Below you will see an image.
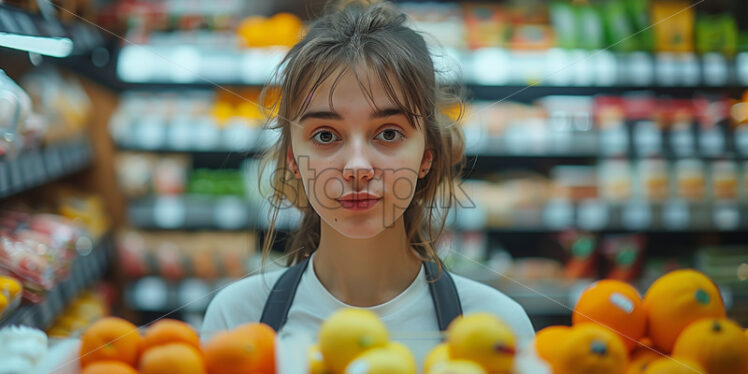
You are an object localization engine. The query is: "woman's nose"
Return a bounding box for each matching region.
[341,140,374,185]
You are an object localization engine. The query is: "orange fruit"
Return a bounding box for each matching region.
[643,269,725,354]
[81,361,138,374]
[642,357,706,374]
[203,323,276,374]
[140,343,205,374]
[79,317,142,367]
[142,319,200,352]
[672,318,748,374]
[551,324,628,374]
[573,280,646,352]
[626,347,662,374]
[534,325,571,362]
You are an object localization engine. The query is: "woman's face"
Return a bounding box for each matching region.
[287,67,432,238]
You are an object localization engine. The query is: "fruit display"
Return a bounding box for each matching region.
[530,268,748,374]
[46,289,110,338]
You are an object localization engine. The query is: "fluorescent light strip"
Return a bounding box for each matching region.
[0,32,73,57]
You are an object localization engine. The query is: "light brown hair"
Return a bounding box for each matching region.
[257,0,466,272]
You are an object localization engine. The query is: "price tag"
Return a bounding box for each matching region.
[627,52,654,86]
[713,203,740,230]
[622,200,652,230]
[703,53,728,86]
[132,277,168,311]
[153,197,186,229]
[178,279,211,312]
[577,199,609,230]
[699,127,725,156]
[543,199,574,229]
[737,53,748,86]
[214,196,249,230]
[663,199,689,230]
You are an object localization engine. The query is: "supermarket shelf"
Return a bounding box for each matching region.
[452,200,748,233]
[116,45,748,90]
[0,235,113,330]
[0,4,104,57]
[0,137,93,200]
[128,196,302,231]
[129,196,748,233]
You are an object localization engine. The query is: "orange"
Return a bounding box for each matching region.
[642,358,706,374]
[573,280,646,352]
[79,317,142,367]
[626,347,662,374]
[672,318,748,374]
[203,323,276,374]
[551,324,628,374]
[80,361,138,374]
[140,343,205,374]
[534,325,571,362]
[643,269,726,354]
[142,319,201,352]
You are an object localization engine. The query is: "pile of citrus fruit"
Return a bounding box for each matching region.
[78,318,275,374]
[534,268,748,374]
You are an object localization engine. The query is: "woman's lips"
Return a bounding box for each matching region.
[337,198,381,210]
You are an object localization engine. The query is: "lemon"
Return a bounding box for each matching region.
[344,342,416,374]
[319,308,389,373]
[309,343,332,374]
[0,276,21,299]
[424,343,451,373]
[447,313,516,374]
[428,359,487,374]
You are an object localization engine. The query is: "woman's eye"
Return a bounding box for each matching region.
[312,130,339,144]
[375,129,404,143]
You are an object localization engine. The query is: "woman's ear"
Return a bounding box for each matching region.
[287,146,301,179]
[419,149,433,178]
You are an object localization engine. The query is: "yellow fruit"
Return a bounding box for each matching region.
[319,308,389,373]
[309,344,331,374]
[550,324,628,374]
[643,269,725,353]
[344,342,416,374]
[672,318,748,374]
[0,276,22,299]
[423,343,451,373]
[447,313,516,374]
[428,359,488,374]
[534,326,571,362]
[642,358,706,374]
[0,294,7,313]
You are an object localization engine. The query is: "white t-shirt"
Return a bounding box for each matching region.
[201,254,535,371]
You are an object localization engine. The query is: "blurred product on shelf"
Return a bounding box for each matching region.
[46,288,109,338]
[0,275,22,320]
[109,89,278,152]
[0,190,109,304]
[117,230,255,281]
[237,12,304,48]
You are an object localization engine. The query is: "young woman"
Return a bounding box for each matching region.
[201,0,534,366]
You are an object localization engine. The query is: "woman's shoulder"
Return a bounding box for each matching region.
[449,272,536,345]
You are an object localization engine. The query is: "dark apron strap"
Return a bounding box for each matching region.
[259,257,311,332]
[423,261,463,332]
[260,258,462,333]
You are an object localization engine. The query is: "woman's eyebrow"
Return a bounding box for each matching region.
[299,110,342,122]
[370,107,403,119]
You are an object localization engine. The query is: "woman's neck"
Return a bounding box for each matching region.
[312,216,424,307]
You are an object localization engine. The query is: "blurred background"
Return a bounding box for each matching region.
[1,0,748,339]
